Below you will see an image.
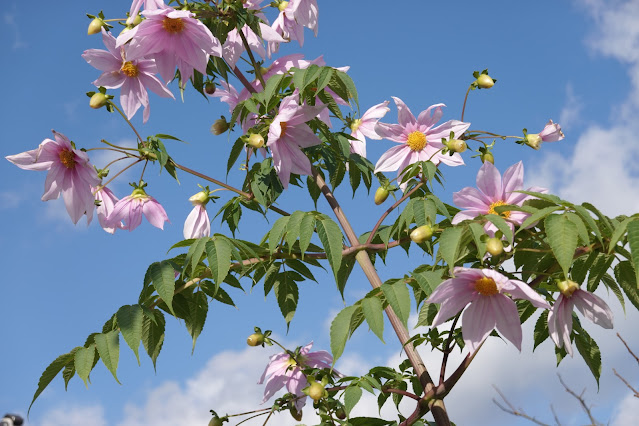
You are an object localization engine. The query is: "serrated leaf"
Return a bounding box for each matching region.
[150,261,176,315]
[94,331,120,384]
[608,216,632,254]
[184,291,208,353]
[117,305,143,365]
[412,198,437,227]
[485,214,513,244]
[361,296,384,343]
[185,237,209,277]
[330,305,356,364]
[412,270,444,296]
[545,214,578,277]
[517,206,561,232]
[142,309,165,371]
[316,217,343,279]
[573,204,602,243]
[206,237,232,289]
[74,345,95,387]
[626,219,639,288]
[533,310,549,350]
[601,273,625,314]
[274,274,299,327]
[575,328,602,387]
[29,351,75,413]
[586,253,614,292]
[468,222,487,259]
[298,214,316,256]
[438,226,463,270]
[615,261,639,311]
[285,211,305,252]
[415,301,438,327]
[381,280,411,327]
[565,212,589,245]
[62,361,76,390]
[344,385,362,416]
[268,216,289,253]
[226,137,245,175]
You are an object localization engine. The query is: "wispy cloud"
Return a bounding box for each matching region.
[559,83,583,131]
[3,11,28,50]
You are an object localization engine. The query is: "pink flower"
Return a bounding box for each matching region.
[82,30,174,123]
[223,24,286,68]
[6,131,100,224]
[95,186,125,234]
[183,190,211,239]
[427,268,550,352]
[108,185,169,231]
[451,161,548,236]
[268,1,305,55]
[292,0,319,36]
[548,282,613,356]
[126,0,164,25]
[350,101,390,157]
[258,342,333,411]
[374,97,470,181]
[116,5,223,83]
[525,120,565,150]
[267,90,325,188]
[209,80,245,113]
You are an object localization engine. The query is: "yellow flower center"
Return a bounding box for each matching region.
[162,17,185,34]
[488,200,510,218]
[58,149,76,169]
[474,277,499,296]
[406,131,427,151]
[121,61,139,78]
[280,121,288,137]
[350,118,362,133]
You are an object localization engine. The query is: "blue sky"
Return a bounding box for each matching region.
[2,0,639,425]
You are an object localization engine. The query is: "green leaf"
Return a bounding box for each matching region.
[485,214,513,244]
[74,345,95,387]
[348,418,392,426]
[438,226,463,270]
[268,216,290,253]
[415,301,438,327]
[575,328,602,387]
[62,361,76,391]
[586,253,614,292]
[285,211,305,252]
[94,331,121,384]
[517,206,561,232]
[564,212,590,245]
[344,386,363,416]
[184,291,208,353]
[226,137,245,175]
[29,351,75,413]
[468,222,487,259]
[206,237,232,289]
[185,237,209,277]
[116,305,143,365]
[274,274,299,327]
[330,305,356,364]
[601,273,625,314]
[316,217,344,279]
[412,198,437,227]
[412,270,444,297]
[573,204,602,243]
[626,219,639,288]
[608,216,632,253]
[545,214,578,277]
[298,214,316,256]
[615,261,639,311]
[381,280,411,327]
[150,261,177,315]
[361,296,385,343]
[533,311,549,350]
[142,309,165,371]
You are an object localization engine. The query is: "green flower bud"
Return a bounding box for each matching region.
[208,416,223,426]
[189,189,210,206]
[247,133,265,148]
[374,187,389,205]
[211,117,230,135]
[485,237,503,256]
[87,18,105,35]
[557,280,579,297]
[448,139,467,153]
[480,151,494,164]
[410,225,433,243]
[525,133,542,150]
[476,74,495,89]
[89,93,109,109]
[278,1,289,12]
[131,14,143,26]
[246,333,265,346]
[205,82,216,95]
[335,407,347,420]
[308,381,325,402]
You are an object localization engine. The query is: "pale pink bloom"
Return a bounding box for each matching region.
[116,6,223,83]
[94,186,125,234]
[6,131,100,224]
[268,1,305,56]
[82,30,174,123]
[548,288,613,356]
[259,342,332,411]
[374,97,470,181]
[183,204,210,239]
[223,24,286,68]
[292,0,318,36]
[350,101,390,157]
[539,119,565,142]
[126,0,164,24]
[451,161,548,236]
[267,90,325,188]
[109,187,169,231]
[427,268,550,352]
[209,80,247,114]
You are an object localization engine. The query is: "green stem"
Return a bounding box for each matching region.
[109,101,144,143]
[460,85,471,123]
[238,27,266,87]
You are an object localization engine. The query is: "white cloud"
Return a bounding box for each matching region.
[611,392,639,425]
[39,404,107,426]
[0,190,25,210]
[559,83,583,131]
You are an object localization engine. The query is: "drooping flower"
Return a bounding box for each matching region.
[116,5,223,83]
[426,268,550,352]
[94,186,125,234]
[267,90,325,188]
[292,0,319,36]
[183,189,211,239]
[451,161,548,236]
[126,0,165,25]
[6,131,100,224]
[524,120,565,150]
[268,1,305,55]
[82,29,174,123]
[258,342,333,411]
[374,97,470,182]
[108,183,169,231]
[349,101,390,157]
[548,280,613,356]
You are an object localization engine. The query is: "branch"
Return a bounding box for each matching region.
[557,374,600,426]
[439,314,460,385]
[366,182,423,244]
[617,333,639,365]
[492,385,550,426]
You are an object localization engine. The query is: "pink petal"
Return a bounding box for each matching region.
[374,122,406,142]
[476,161,502,200]
[491,295,523,351]
[374,145,410,173]
[462,297,496,352]
[501,279,550,309]
[572,290,614,329]
[143,198,169,230]
[392,96,416,127]
[416,103,445,129]
[501,162,524,200]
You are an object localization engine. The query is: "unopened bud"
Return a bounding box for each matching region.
[476,74,495,89]
[189,189,210,206]
[246,333,265,346]
[557,280,580,298]
[130,14,143,26]
[208,417,223,426]
[211,117,230,135]
[525,133,542,150]
[278,1,289,12]
[448,139,467,153]
[485,237,503,256]
[308,381,325,402]
[90,93,109,109]
[480,151,494,164]
[374,187,389,205]
[410,225,433,243]
[205,82,216,95]
[247,133,265,148]
[87,18,105,35]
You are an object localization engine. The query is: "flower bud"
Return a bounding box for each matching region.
[308,381,325,402]
[247,133,265,148]
[278,1,289,12]
[205,82,216,95]
[211,117,230,135]
[90,93,109,109]
[130,14,143,26]
[525,133,542,150]
[410,225,433,243]
[335,407,347,420]
[208,417,223,426]
[476,74,495,89]
[557,280,580,298]
[246,333,265,346]
[485,237,503,256]
[480,151,494,164]
[87,18,105,35]
[374,187,389,205]
[448,139,467,153]
[189,189,210,206]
